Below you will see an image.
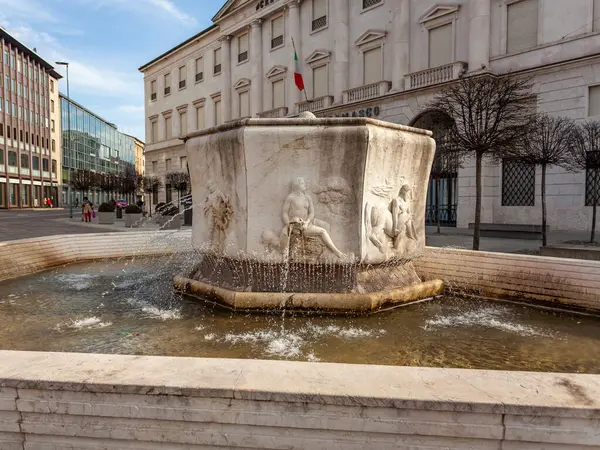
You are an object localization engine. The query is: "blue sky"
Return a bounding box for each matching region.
[0,0,223,141]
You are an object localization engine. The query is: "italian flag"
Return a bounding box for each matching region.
[294,50,305,92]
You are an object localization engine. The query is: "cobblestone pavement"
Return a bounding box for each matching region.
[0,209,126,242]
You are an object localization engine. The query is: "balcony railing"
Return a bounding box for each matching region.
[20,168,30,176]
[43,171,50,178]
[405,61,467,90]
[8,166,18,174]
[0,164,4,172]
[342,81,391,104]
[297,95,333,114]
[258,106,288,118]
[32,170,40,177]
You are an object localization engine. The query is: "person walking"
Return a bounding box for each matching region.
[83,197,93,223]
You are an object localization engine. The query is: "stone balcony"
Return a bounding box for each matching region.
[405,61,467,90]
[257,106,288,118]
[296,95,334,114]
[343,81,392,104]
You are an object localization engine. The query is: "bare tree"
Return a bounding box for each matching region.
[569,120,600,243]
[121,165,142,201]
[165,171,190,208]
[428,73,535,250]
[505,114,578,246]
[142,175,164,216]
[71,169,95,200]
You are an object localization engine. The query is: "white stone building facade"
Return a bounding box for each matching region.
[140,0,600,231]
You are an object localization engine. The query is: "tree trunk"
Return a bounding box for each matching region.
[592,200,597,244]
[473,153,483,251]
[436,178,441,235]
[541,164,547,247]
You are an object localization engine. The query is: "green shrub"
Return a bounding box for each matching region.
[125,204,142,214]
[98,202,115,213]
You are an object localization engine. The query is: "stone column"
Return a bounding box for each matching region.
[288,0,302,112]
[250,19,263,116]
[332,0,349,104]
[468,0,490,72]
[392,0,410,91]
[220,35,232,122]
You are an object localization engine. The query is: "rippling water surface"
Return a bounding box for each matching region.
[0,256,599,373]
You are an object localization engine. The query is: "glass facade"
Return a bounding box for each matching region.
[60,95,136,204]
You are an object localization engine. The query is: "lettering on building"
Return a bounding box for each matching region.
[334,106,381,118]
[256,0,278,10]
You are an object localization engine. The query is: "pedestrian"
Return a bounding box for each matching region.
[83,198,93,223]
[81,196,89,222]
[43,197,47,208]
[75,197,79,208]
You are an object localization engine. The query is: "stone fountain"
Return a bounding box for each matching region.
[174,112,444,312]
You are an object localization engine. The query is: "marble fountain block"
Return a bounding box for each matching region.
[175,113,444,312]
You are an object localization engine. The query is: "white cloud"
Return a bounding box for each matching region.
[80,0,197,26]
[148,0,197,25]
[0,0,58,23]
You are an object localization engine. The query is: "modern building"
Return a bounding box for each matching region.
[60,95,138,205]
[128,134,145,177]
[0,26,62,208]
[139,0,600,232]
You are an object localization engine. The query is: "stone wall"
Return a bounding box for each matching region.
[0,351,598,449]
[0,231,190,282]
[416,246,600,311]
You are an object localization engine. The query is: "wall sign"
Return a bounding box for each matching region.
[334,106,381,118]
[256,0,278,10]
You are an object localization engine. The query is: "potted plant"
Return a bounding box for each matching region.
[156,204,181,230]
[124,204,143,228]
[97,202,116,225]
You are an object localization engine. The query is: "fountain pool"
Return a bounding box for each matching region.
[1,256,599,374]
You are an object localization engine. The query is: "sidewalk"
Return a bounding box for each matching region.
[57,215,169,233]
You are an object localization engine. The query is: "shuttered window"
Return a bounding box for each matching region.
[239,91,250,118]
[363,46,382,85]
[215,100,222,125]
[196,106,205,129]
[272,79,285,108]
[164,73,171,95]
[151,121,158,143]
[312,0,327,31]
[178,65,186,89]
[179,111,187,136]
[271,16,284,48]
[214,48,222,74]
[313,65,328,98]
[594,0,600,32]
[589,86,600,117]
[238,33,249,63]
[165,116,172,139]
[428,23,453,68]
[195,57,204,82]
[507,0,538,53]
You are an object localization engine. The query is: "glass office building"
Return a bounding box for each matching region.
[60,94,136,205]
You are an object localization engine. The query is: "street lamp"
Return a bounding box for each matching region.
[55,61,72,218]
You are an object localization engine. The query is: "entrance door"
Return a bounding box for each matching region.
[410,110,458,227]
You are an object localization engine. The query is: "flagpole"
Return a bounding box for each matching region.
[291,37,310,103]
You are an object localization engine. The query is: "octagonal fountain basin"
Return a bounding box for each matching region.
[181,113,444,312]
[1,255,600,373]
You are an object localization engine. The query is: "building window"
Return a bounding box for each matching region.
[428,23,453,68]
[178,65,186,89]
[312,64,328,98]
[214,99,222,126]
[52,139,56,152]
[164,73,171,96]
[150,80,157,101]
[214,48,222,75]
[312,0,327,32]
[363,46,382,85]
[8,151,17,166]
[12,103,16,117]
[502,159,535,206]
[165,116,172,139]
[507,0,538,53]
[165,158,172,172]
[362,0,382,10]
[272,79,285,108]
[151,120,158,143]
[32,156,39,170]
[50,79,54,93]
[152,161,158,173]
[271,15,284,49]
[166,184,172,203]
[195,57,204,82]
[20,154,29,169]
[51,99,55,113]
[238,33,249,63]
[179,110,187,136]
[180,156,187,169]
[2,51,6,64]
[239,90,250,118]
[11,79,15,92]
[51,120,55,132]
[17,59,21,72]
[42,158,49,172]
[18,106,22,119]
[10,54,14,68]
[52,159,57,174]
[589,86,600,117]
[193,105,205,130]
